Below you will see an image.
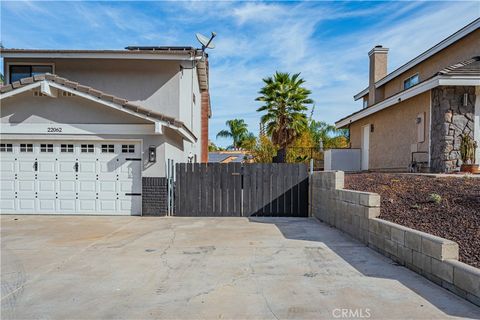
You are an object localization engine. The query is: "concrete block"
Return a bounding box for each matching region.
[466,293,480,307]
[405,231,422,252]
[369,219,380,234]
[391,226,405,245]
[421,235,458,260]
[397,245,413,265]
[384,238,398,256]
[441,280,467,299]
[431,258,454,283]
[363,207,380,218]
[359,192,381,207]
[449,260,480,296]
[378,221,392,239]
[412,251,431,273]
[368,232,384,250]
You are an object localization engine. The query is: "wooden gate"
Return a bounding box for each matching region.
[174,163,308,217]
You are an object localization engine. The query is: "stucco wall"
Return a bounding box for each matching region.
[0,90,189,177]
[382,30,480,99]
[4,58,181,119]
[349,91,430,171]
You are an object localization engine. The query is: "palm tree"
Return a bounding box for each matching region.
[309,120,349,149]
[216,119,249,150]
[256,72,313,162]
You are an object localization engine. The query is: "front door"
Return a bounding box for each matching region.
[361,125,370,171]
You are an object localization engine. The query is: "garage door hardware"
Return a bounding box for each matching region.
[33,161,38,171]
[126,158,141,161]
[125,193,141,196]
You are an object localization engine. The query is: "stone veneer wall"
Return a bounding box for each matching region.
[430,86,476,172]
[142,177,168,216]
[310,171,480,306]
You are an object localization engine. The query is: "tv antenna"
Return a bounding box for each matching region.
[196,32,216,52]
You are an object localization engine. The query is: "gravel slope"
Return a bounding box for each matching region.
[345,173,480,268]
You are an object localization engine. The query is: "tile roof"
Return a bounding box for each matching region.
[0,73,195,137]
[336,56,480,126]
[438,56,480,76]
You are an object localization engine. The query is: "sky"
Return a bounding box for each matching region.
[1,1,479,147]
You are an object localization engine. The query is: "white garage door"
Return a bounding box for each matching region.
[0,141,142,215]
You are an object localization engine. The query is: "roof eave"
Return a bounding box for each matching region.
[336,75,480,128]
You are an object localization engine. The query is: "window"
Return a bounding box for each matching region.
[20,144,33,152]
[101,144,115,153]
[40,144,53,153]
[0,144,13,152]
[122,144,135,153]
[363,99,368,109]
[81,144,94,153]
[9,65,53,83]
[61,144,74,153]
[404,74,419,90]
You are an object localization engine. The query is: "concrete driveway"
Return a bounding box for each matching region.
[1,216,479,319]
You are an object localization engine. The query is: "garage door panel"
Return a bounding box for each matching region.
[79,162,96,174]
[18,161,35,173]
[1,196,16,211]
[37,197,56,212]
[38,180,56,193]
[1,161,15,172]
[18,180,35,192]
[59,180,76,193]
[1,180,15,192]
[78,180,96,193]
[99,180,116,193]
[1,141,141,215]
[17,197,36,211]
[58,198,76,212]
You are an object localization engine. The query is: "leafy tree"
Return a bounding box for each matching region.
[308,120,349,149]
[216,119,249,150]
[256,72,313,162]
[252,135,276,163]
[239,132,257,151]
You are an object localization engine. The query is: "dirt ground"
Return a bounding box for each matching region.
[345,173,480,268]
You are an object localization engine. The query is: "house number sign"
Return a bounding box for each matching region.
[47,127,63,133]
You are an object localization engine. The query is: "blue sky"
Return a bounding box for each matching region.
[1,1,479,147]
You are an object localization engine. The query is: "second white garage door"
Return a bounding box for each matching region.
[0,141,142,215]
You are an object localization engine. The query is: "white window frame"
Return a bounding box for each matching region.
[0,143,13,152]
[101,144,115,153]
[81,144,95,153]
[5,62,55,84]
[40,143,54,153]
[61,144,74,153]
[122,144,135,153]
[20,143,34,152]
[403,73,420,90]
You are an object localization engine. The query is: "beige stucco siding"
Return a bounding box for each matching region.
[382,30,480,99]
[1,91,151,124]
[0,90,190,176]
[4,58,181,119]
[349,91,430,170]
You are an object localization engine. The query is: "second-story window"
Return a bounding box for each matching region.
[9,65,53,83]
[404,74,419,90]
[363,99,368,109]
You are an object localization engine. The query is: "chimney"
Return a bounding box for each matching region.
[368,45,388,106]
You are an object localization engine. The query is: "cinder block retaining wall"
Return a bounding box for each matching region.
[309,171,480,307]
[142,177,168,216]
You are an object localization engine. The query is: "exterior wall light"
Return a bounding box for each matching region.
[149,146,156,163]
[463,93,468,107]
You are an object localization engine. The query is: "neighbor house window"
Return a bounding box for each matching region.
[9,65,53,83]
[363,99,368,109]
[61,144,74,153]
[0,144,13,152]
[40,144,53,153]
[81,144,94,153]
[101,144,114,153]
[404,74,419,90]
[122,144,135,153]
[20,144,33,152]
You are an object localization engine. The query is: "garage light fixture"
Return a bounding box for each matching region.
[149,146,156,163]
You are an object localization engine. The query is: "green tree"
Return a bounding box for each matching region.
[216,119,249,150]
[308,120,349,149]
[239,132,257,151]
[256,72,313,162]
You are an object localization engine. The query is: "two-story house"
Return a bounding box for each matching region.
[336,18,480,173]
[0,46,211,215]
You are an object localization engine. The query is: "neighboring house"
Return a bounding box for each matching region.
[336,19,480,173]
[208,151,248,163]
[0,46,211,215]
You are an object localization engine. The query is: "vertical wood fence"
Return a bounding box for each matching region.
[174,163,308,217]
